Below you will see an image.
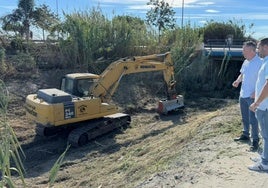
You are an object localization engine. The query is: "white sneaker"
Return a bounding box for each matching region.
[248,162,268,171]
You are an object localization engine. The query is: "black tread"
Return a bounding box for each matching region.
[68,113,131,147]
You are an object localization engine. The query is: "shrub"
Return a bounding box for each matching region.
[9,53,36,72]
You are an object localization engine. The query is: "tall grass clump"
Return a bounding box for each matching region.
[168,24,205,97]
[48,145,70,187]
[0,80,25,187]
[0,47,7,79]
[0,80,68,188]
[59,7,109,69]
[110,15,157,57]
[58,6,158,70]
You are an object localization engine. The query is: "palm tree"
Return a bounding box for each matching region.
[1,0,58,41]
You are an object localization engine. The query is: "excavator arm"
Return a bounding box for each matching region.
[90,52,177,103]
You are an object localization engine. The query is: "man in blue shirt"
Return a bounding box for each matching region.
[233,41,262,151]
[249,38,268,171]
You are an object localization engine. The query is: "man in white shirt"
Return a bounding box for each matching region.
[249,38,268,171]
[233,41,262,151]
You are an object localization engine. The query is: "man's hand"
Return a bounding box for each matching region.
[249,102,259,112]
[232,80,240,88]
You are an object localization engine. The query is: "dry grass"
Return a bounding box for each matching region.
[49,100,240,188]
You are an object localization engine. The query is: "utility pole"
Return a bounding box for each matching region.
[56,0,59,39]
[56,0,59,17]
[181,0,184,28]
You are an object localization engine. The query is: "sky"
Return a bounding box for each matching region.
[0,0,268,40]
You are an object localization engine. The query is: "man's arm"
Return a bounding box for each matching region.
[250,79,268,111]
[232,74,243,88]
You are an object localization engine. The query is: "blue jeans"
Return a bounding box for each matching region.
[256,109,268,165]
[239,97,259,141]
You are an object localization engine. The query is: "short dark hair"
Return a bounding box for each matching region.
[243,40,257,50]
[260,38,268,46]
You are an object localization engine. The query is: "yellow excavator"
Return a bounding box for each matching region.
[25,52,184,146]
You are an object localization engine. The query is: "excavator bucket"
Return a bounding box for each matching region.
[157,95,184,114]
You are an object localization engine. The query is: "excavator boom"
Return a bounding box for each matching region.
[90,52,177,102]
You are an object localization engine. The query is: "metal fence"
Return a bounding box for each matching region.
[204,39,245,49]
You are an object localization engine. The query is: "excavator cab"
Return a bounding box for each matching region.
[60,73,100,97]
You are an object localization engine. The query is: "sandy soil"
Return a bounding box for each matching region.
[136,108,268,188]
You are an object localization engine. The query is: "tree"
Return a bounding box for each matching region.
[0,0,58,41]
[33,4,59,40]
[203,20,248,44]
[146,0,176,43]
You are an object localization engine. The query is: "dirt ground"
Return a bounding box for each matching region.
[136,104,268,188]
[5,70,268,188]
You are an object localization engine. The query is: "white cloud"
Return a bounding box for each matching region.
[197,2,214,6]
[128,5,150,10]
[165,0,199,8]
[199,20,207,24]
[205,9,219,13]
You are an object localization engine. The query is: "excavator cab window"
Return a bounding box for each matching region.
[61,77,95,97]
[61,77,74,95]
[76,79,93,97]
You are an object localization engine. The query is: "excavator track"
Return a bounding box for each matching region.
[36,124,60,137]
[68,113,131,147]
